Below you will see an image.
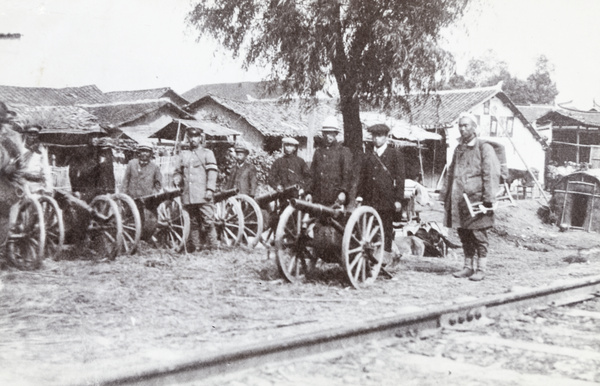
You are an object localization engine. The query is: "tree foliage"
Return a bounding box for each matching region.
[187,0,471,153]
[443,52,559,105]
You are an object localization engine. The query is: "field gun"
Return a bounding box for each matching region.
[214,188,239,203]
[134,188,183,212]
[255,185,299,209]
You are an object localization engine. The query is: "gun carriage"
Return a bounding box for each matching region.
[253,185,299,248]
[213,188,245,247]
[275,199,385,289]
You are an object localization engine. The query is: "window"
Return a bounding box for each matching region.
[483,101,490,115]
[507,117,514,137]
[490,117,498,137]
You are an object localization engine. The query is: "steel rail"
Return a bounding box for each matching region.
[91,274,600,386]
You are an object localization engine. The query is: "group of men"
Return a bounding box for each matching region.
[121,112,499,281]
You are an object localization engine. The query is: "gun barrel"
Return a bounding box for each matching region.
[290,199,344,220]
[255,185,299,207]
[214,188,239,203]
[135,188,183,212]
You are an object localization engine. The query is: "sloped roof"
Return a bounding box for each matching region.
[0,84,108,106]
[150,119,241,141]
[538,108,600,128]
[104,88,189,107]
[9,104,103,134]
[183,81,284,103]
[81,100,193,128]
[188,95,338,137]
[516,105,554,125]
[404,86,500,128]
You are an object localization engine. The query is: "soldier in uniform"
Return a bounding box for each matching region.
[173,127,219,251]
[268,137,311,194]
[22,125,53,193]
[307,116,353,206]
[357,124,405,265]
[225,142,257,197]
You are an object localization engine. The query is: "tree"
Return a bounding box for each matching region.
[187,0,471,153]
[524,55,559,104]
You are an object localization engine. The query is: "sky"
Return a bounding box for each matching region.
[0,0,599,108]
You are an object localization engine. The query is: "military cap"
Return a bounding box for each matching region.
[187,127,202,137]
[366,124,391,136]
[137,144,152,152]
[282,137,299,146]
[25,126,41,134]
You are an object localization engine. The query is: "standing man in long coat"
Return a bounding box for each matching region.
[122,144,162,198]
[268,137,311,194]
[440,113,500,281]
[357,124,405,265]
[173,127,218,251]
[225,142,257,197]
[308,116,353,206]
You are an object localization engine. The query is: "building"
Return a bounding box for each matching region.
[403,83,548,188]
[104,87,189,108]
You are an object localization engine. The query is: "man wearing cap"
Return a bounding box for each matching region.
[269,137,311,193]
[173,127,219,251]
[122,145,162,198]
[440,112,500,281]
[357,124,405,266]
[225,143,257,197]
[308,116,353,206]
[22,125,53,193]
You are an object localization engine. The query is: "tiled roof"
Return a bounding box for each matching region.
[104,88,189,107]
[188,95,338,137]
[81,100,193,128]
[538,108,600,128]
[9,104,103,134]
[0,85,108,106]
[403,86,500,128]
[183,81,284,103]
[516,105,554,124]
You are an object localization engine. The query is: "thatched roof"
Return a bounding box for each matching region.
[104,88,189,107]
[9,105,103,134]
[81,100,193,128]
[0,85,108,106]
[183,81,284,104]
[188,95,338,137]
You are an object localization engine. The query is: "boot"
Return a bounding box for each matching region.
[186,228,202,253]
[204,224,219,250]
[469,257,486,281]
[453,257,474,278]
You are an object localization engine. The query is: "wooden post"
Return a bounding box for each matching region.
[576,129,580,164]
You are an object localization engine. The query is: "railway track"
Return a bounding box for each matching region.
[94,274,600,386]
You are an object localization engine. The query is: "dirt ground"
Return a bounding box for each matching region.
[1,199,599,385]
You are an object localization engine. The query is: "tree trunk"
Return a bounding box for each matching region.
[339,88,362,155]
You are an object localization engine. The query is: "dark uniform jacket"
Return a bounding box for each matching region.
[310,141,353,205]
[226,161,258,196]
[121,159,162,198]
[268,154,311,191]
[173,147,218,205]
[358,145,405,212]
[440,138,500,229]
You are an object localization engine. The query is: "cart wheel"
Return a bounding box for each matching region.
[342,205,384,289]
[235,194,264,248]
[112,193,142,255]
[152,199,190,253]
[89,195,124,260]
[38,195,64,260]
[275,205,316,283]
[7,198,46,270]
[214,197,244,247]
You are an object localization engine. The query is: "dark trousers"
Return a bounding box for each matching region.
[378,209,394,253]
[457,228,489,259]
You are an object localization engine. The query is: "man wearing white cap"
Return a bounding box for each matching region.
[269,137,311,193]
[441,112,500,281]
[308,116,353,206]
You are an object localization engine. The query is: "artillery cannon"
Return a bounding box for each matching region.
[275,198,385,289]
[213,188,245,247]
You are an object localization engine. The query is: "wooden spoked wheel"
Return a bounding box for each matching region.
[7,197,46,270]
[235,194,264,248]
[214,197,244,247]
[152,199,190,253]
[89,195,124,260]
[341,205,384,289]
[38,195,64,260]
[275,205,316,283]
[112,193,142,255]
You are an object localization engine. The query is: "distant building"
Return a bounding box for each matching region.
[183,81,285,104]
[104,87,189,108]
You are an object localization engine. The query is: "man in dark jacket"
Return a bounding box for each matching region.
[308,116,353,206]
[226,142,257,197]
[268,137,311,194]
[357,124,405,265]
[440,113,500,281]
